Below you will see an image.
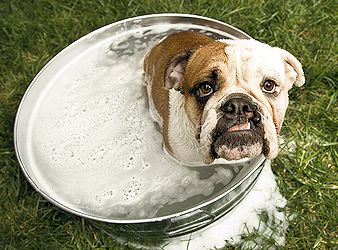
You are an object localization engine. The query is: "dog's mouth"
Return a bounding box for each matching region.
[210,120,265,161]
[227,122,251,132]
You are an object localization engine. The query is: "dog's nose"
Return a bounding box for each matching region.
[221,98,261,124]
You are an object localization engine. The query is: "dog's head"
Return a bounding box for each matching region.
[164,39,305,164]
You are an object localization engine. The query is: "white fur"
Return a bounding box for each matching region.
[216,142,262,160]
[168,89,204,164]
[199,108,219,163]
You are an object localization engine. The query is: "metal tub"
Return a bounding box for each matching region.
[14,13,265,245]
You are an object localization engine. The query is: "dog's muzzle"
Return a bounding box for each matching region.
[210,96,264,160]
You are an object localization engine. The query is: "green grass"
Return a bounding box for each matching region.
[0,0,337,249]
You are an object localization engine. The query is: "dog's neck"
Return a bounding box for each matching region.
[168,89,204,165]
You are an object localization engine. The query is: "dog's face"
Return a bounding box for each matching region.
[165,39,305,164]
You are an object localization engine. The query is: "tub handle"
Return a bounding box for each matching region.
[163,209,216,237]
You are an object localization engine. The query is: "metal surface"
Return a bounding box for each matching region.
[14,13,264,239]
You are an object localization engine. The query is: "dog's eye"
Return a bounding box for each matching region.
[262,80,277,93]
[197,82,214,98]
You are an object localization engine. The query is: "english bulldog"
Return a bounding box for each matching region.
[143,31,305,165]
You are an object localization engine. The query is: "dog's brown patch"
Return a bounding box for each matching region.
[183,41,228,91]
[143,31,214,153]
[182,41,228,132]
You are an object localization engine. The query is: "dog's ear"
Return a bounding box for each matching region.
[164,50,192,90]
[274,48,305,87]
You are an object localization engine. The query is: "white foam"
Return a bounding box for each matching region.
[164,161,287,249]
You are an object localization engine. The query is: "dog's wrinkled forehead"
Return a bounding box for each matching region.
[183,39,285,90]
[217,39,305,89]
[222,40,285,81]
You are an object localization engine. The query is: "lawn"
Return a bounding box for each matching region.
[0,0,337,249]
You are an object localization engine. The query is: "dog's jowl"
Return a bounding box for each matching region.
[143,31,305,165]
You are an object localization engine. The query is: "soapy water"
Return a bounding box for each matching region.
[28,24,253,219]
[27,22,287,248]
